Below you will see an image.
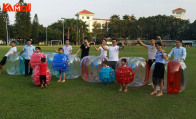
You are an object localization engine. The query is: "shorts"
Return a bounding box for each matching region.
[0,56,7,65]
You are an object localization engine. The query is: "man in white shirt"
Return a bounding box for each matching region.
[93,39,108,57]
[138,36,162,69]
[0,41,17,74]
[19,40,35,76]
[102,38,124,70]
[57,39,72,55]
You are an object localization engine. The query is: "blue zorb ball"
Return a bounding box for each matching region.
[99,67,115,83]
[52,54,69,71]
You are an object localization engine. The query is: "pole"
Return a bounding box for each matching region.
[46,27,47,45]
[5,18,8,46]
[63,19,64,45]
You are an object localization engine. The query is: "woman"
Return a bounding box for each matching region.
[93,39,108,57]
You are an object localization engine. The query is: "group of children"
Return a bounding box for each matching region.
[0,37,187,95]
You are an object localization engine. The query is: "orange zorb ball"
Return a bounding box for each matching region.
[115,66,134,84]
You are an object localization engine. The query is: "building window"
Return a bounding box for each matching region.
[82,16,84,19]
[87,16,90,19]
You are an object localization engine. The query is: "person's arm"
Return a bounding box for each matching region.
[86,41,90,48]
[157,36,163,44]
[119,42,125,50]
[178,48,187,62]
[167,48,174,60]
[19,47,25,56]
[94,44,100,51]
[101,44,108,50]
[137,38,147,47]
[75,48,81,55]
[161,50,168,61]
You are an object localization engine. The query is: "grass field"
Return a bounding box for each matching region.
[0,45,195,119]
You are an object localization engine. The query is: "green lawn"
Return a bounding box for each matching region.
[0,45,195,119]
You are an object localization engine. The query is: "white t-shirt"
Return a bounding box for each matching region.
[99,46,108,57]
[146,45,157,60]
[63,45,72,54]
[108,46,120,61]
[5,47,17,57]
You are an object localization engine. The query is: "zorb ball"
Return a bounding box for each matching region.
[81,56,108,82]
[32,66,51,85]
[30,52,46,69]
[115,66,134,84]
[45,52,56,75]
[99,67,115,84]
[116,57,149,87]
[149,61,187,93]
[55,55,81,79]
[52,54,69,71]
[5,53,25,75]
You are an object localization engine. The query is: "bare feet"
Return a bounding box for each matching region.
[41,84,44,88]
[61,80,66,83]
[156,92,163,97]
[150,91,157,95]
[119,88,123,92]
[57,79,61,82]
[45,84,47,88]
[124,89,128,92]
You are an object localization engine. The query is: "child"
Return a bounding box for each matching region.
[119,58,130,92]
[100,60,114,85]
[151,42,168,96]
[30,47,46,69]
[39,58,47,88]
[57,48,70,83]
[102,60,109,67]
[0,41,17,74]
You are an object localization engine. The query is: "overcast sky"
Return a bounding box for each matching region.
[1,0,196,27]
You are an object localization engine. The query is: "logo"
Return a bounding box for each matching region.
[3,3,31,12]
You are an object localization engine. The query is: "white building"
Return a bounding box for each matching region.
[172,8,186,20]
[75,10,110,32]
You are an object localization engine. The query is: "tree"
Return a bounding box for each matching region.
[0,8,7,42]
[32,14,39,44]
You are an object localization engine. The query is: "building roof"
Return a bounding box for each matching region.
[93,18,110,21]
[78,10,94,15]
[173,8,186,12]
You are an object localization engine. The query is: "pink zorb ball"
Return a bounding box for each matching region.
[30,52,46,69]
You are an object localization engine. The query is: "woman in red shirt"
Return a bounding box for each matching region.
[39,58,47,88]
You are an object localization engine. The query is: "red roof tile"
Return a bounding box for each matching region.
[78,10,94,14]
[173,8,186,12]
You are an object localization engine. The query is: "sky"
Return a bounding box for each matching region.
[0,0,196,27]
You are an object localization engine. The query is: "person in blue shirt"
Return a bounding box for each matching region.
[151,42,168,97]
[168,39,186,62]
[19,40,35,76]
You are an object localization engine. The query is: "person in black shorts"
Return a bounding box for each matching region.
[75,37,90,59]
[0,41,17,74]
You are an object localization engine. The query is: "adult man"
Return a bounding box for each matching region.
[102,38,124,70]
[138,36,163,68]
[19,40,35,76]
[56,39,72,55]
[168,39,186,62]
[75,38,90,59]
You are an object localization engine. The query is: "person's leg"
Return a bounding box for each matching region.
[62,71,66,83]
[40,75,44,88]
[0,57,7,74]
[156,79,163,96]
[29,60,33,75]
[124,84,128,92]
[58,71,62,82]
[181,69,184,89]
[119,84,123,92]
[25,59,29,76]
[44,75,47,88]
[151,77,158,95]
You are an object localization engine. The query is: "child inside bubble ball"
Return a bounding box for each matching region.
[118,58,131,92]
[56,48,70,83]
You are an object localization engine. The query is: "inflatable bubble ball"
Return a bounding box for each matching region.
[30,52,46,69]
[32,66,51,85]
[99,67,115,84]
[52,54,69,71]
[149,61,187,93]
[81,56,108,82]
[55,55,81,79]
[116,57,149,87]
[5,53,25,75]
[45,52,57,75]
[115,66,134,84]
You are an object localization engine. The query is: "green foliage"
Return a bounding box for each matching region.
[31,14,39,44]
